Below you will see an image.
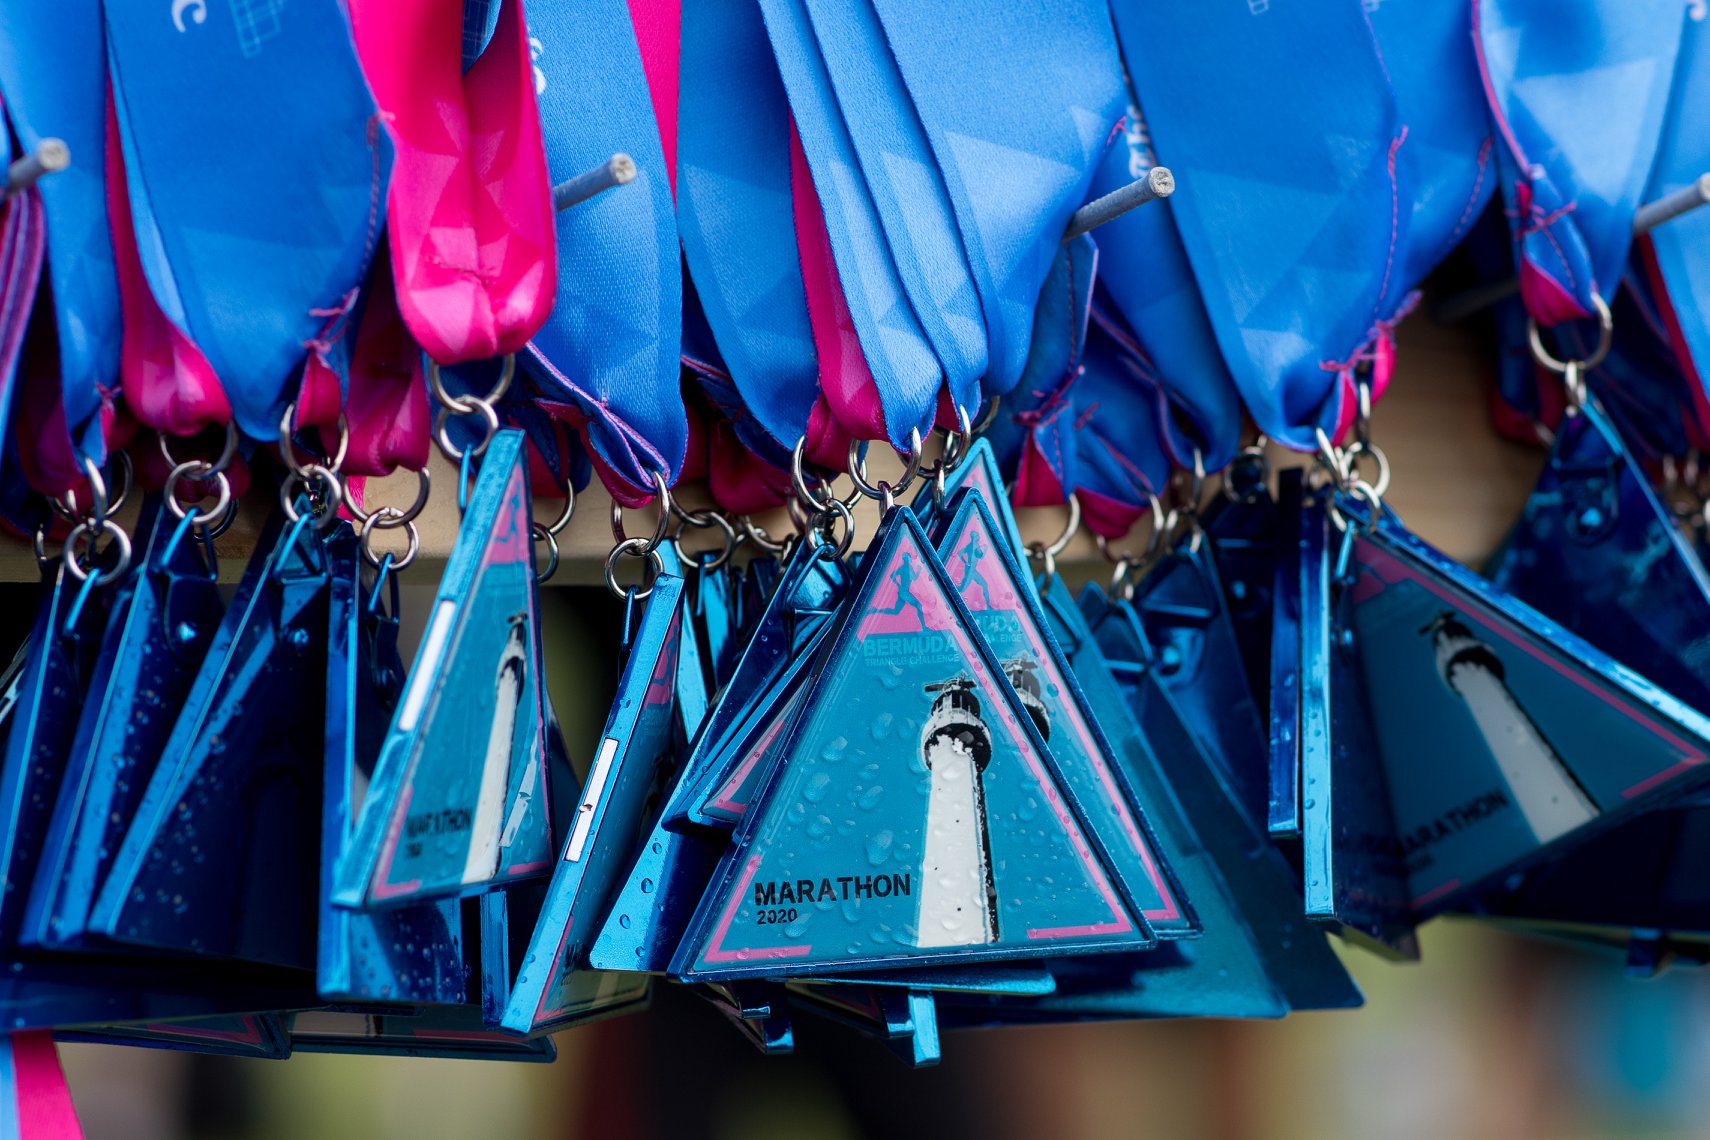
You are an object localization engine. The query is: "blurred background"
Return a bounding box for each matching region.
[49,585,1710,1140]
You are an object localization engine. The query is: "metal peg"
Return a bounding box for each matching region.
[1063,166,1174,242]
[1633,172,1710,236]
[553,153,636,213]
[1434,171,1710,323]
[4,138,69,202]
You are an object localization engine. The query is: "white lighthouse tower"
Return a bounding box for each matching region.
[915,677,1000,948]
[465,612,531,883]
[1429,613,1597,843]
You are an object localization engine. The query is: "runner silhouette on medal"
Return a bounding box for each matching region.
[880,552,929,627]
[957,531,993,608]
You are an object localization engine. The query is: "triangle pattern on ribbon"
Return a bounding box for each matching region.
[334,429,552,908]
[675,510,1151,981]
[501,578,685,1035]
[934,490,1194,937]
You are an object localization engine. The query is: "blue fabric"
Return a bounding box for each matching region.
[103,0,388,441]
[1644,9,1710,417]
[0,1,119,464]
[676,0,819,450]
[805,0,988,420]
[522,0,685,492]
[1367,0,1496,305]
[759,0,942,449]
[1113,0,1407,451]
[1478,0,1685,321]
[1084,86,1241,472]
[869,0,1123,403]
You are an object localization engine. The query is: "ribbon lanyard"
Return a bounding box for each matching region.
[0,2,117,474]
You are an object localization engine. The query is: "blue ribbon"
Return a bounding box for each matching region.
[103,0,389,441]
[521,0,684,493]
[0,1,119,465]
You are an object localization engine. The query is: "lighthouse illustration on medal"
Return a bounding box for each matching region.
[1426,612,1598,843]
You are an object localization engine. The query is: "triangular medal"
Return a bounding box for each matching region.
[499,577,685,1035]
[89,507,333,969]
[588,552,850,973]
[60,1014,291,1059]
[790,984,941,1066]
[668,542,850,832]
[1202,473,1281,714]
[287,1006,558,1062]
[1131,539,1270,832]
[1488,399,1710,712]
[1266,470,1306,839]
[334,429,553,908]
[658,543,711,744]
[1339,496,1710,921]
[910,436,1028,559]
[1298,490,1418,957]
[318,529,468,1003]
[933,492,1195,937]
[0,558,116,949]
[26,502,225,949]
[1058,579,1360,1016]
[673,510,1152,981]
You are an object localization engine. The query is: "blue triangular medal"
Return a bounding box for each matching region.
[1297,490,1417,957]
[1063,579,1361,1016]
[668,542,850,832]
[26,501,225,950]
[910,436,1028,559]
[334,430,553,908]
[90,507,334,968]
[318,529,468,1004]
[932,492,1195,938]
[287,1006,557,1062]
[1203,473,1282,714]
[790,984,942,1067]
[588,548,850,974]
[1488,400,1710,712]
[1266,470,1306,839]
[60,1014,291,1059]
[1339,497,1710,922]
[673,510,1153,981]
[1131,540,1270,833]
[500,578,686,1035]
[0,558,117,950]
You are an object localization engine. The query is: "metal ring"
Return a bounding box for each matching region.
[531,523,561,584]
[1093,491,1166,566]
[55,454,111,527]
[62,516,132,586]
[160,422,239,476]
[280,463,345,530]
[673,508,737,572]
[846,429,924,502]
[605,535,664,600]
[434,399,501,462]
[1327,481,1384,535]
[428,354,515,414]
[1526,293,1614,375]
[360,512,419,572]
[739,514,788,556]
[1170,449,1207,516]
[809,498,855,560]
[278,405,349,476]
[1223,446,1270,504]
[1341,440,1392,501]
[970,396,1001,436]
[538,488,575,537]
[342,468,432,529]
[163,462,234,528]
[1033,494,1082,561]
[608,469,671,552]
[791,436,833,514]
